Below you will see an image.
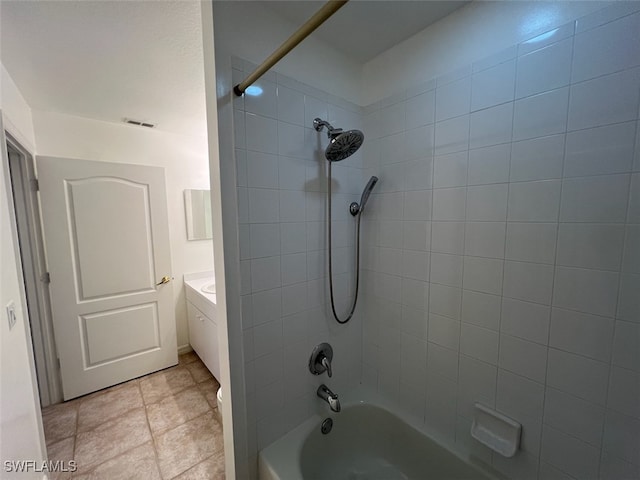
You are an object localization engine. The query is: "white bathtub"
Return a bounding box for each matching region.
[259,395,497,480]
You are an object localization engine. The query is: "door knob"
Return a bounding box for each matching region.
[156,275,171,286]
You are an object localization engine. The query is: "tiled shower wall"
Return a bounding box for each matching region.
[361,5,640,480]
[231,58,364,459]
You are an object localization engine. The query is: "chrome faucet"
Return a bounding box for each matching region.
[317,384,341,412]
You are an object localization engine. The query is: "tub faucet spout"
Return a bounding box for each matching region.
[317,384,340,412]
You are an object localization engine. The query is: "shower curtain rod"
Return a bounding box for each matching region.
[233,0,349,96]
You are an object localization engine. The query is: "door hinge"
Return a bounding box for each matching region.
[31,178,39,191]
[42,272,51,283]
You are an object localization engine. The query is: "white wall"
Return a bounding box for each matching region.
[0,63,47,478]
[363,1,608,105]
[32,110,213,350]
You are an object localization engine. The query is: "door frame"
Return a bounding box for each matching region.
[5,131,62,406]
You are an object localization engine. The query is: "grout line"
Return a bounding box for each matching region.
[535,26,575,480]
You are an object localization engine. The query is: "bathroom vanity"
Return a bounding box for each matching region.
[184,272,220,381]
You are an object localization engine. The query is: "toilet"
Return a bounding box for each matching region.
[216,387,223,422]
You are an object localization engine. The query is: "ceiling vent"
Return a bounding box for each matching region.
[124,118,156,128]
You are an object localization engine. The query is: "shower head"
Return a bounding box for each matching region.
[349,176,379,216]
[359,176,378,213]
[314,117,364,162]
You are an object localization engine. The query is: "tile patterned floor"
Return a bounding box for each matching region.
[41,352,224,479]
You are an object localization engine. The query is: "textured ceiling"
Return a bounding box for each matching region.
[1,1,207,137]
[1,1,469,138]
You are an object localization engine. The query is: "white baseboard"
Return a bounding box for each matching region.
[177,344,193,355]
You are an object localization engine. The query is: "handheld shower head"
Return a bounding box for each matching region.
[359,176,378,213]
[349,176,379,216]
[314,117,364,162]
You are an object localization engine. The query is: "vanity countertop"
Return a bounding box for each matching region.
[184,271,216,319]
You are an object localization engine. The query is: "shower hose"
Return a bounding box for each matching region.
[327,159,363,324]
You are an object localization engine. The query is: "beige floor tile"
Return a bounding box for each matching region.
[155,411,223,479]
[74,408,151,473]
[185,361,214,384]
[77,382,143,432]
[140,366,196,405]
[173,451,225,480]
[146,386,211,436]
[42,401,79,445]
[178,351,199,365]
[72,442,160,480]
[46,436,75,480]
[197,379,220,410]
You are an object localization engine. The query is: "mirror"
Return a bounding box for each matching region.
[184,189,213,240]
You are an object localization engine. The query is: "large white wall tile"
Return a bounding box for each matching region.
[467,144,510,185]
[464,222,506,259]
[277,86,305,126]
[462,290,501,330]
[249,223,280,258]
[513,88,569,141]
[427,343,459,381]
[428,313,460,350]
[572,12,640,82]
[469,102,513,150]
[552,266,619,317]
[568,68,640,131]
[608,366,640,419]
[497,369,545,421]
[466,184,508,221]
[541,425,601,480]
[457,356,497,418]
[508,180,561,222]
[433,151,468,188]
[432,188,466,222]
[603,411,640,465]
[430,253,463,287]
[559,174,630,223]
[250,256,281,292]
[431,222,465,254]
[623,225,640,273]
[429,284,462,321]
[549,307,614,362]
[463,256,504,295]
[556,223,625,271]
[564,122,636,177]
[436,76,471,122]
[547,348,609,405]
[503,261,555,305]
[460,323,499,364]
[499,334,547,383]
[406,89,436,129]
[434,115,470,156]
[471,60,516,111]
[510,135,565,182]
[248,188,279,223]
[543,387,605,447]
[246,113,278,154]
[501,298,550,344]
[516,38,573,99]
[617,273,640,322]
[245,80,277,118]
[612,320,640,372]
[505,223,557,264]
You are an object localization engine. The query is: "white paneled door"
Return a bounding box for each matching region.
[37,157,177,400]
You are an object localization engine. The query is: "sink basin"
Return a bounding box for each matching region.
[201,282,216,294]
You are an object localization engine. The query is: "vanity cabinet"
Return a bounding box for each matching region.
[187,301,220,381]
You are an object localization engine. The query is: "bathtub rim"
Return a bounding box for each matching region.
[257,385,503,480]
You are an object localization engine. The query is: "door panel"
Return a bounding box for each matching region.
[37,156,177,400]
